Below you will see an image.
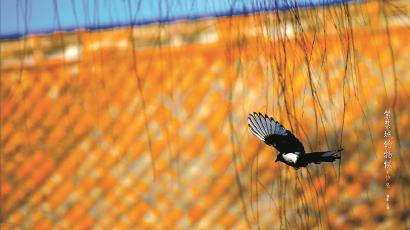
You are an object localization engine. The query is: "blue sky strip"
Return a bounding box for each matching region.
[0,0,357,40]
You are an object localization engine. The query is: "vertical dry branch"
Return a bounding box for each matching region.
[126,0,157,181]
[343,2,376,157]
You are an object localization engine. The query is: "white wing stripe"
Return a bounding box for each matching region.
[248,118,263,137]
[265,116,272,135]
[259,115,269,135]
[271,120,286,136]
[275,122,281,135]
[249,116,265,137]
[264,116,271,135]
[262,116,271,135]
[254,115,267,136]
[272,121,277,134]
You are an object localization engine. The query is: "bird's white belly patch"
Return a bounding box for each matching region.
[283,153,298,164]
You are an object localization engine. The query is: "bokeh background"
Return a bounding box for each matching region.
[1,0,409,229]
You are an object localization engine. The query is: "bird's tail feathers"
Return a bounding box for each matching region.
[306,149,343,164]
[320,148,343,158]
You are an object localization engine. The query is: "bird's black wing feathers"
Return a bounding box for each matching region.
[248,112,305,154]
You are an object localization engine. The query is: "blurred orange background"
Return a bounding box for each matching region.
[1,1,409,229]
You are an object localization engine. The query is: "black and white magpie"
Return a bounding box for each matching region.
[248,112,343,169]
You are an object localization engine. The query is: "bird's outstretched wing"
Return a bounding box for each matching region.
[247,112,305,154]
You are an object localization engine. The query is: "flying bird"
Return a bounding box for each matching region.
[247,112,343,169]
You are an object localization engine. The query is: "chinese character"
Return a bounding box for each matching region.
[385,182,391,188]
[385,174,391,181]
[384,160,392,169]
[384,110,391,118]
[384,151,392,159]
[384,139,392,148]
[385,119,391,129]
[384,130,392,138]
